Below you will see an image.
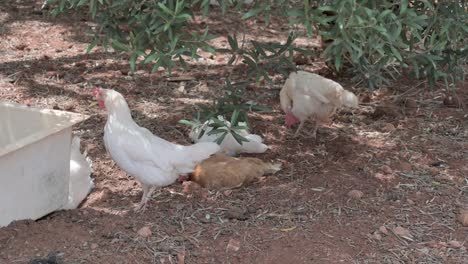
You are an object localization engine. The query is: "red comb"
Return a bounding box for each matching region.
[92,87,100,97]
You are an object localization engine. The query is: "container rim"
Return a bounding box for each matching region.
[0,101,90,157]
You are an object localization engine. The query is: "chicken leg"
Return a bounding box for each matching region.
[293,120,306,137]
[293,118,318,139]
[134,185,156,212]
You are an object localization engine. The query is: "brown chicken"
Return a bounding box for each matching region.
[191,154,281,189]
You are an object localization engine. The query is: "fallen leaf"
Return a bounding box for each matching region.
[281,226,297,232]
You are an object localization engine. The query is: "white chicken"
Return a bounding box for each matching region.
[189,116,268,156]
[93,88,220,211]
[280,71,359,138]
[63,136,94,210]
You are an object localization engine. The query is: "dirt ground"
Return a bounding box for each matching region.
[0,1,467,264]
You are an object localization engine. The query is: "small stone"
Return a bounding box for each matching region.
[226,239,241,252]
[347,190,364,199]
[177,250,186,264]
[247,206,257,214]
[196,82,209,92]
[396,161,412,172]
[443,95,462,108]
[381,165,393,174]
[182,181,202,194]
[428,167,439,176]
[457,210,468,226]
[379,226,389,235]
[226,207,248,221]
[63,103,74,111]
[403,98,417,108]
[448,240,462,248]
[374,172,395,181]
[137,226,152,238]
[381,123,396,133]
[393,226,412,238]
[371,232,382,240]
[177,85,186,94]
[90,243,98,249]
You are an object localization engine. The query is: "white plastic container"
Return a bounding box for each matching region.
[0,102,89,227]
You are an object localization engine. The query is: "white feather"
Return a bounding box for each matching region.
[63,136,94,210]
[190,116,268,156]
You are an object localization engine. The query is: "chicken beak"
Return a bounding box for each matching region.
[92,87,106,110]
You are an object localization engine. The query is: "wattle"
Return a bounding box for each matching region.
[98,99,106,109]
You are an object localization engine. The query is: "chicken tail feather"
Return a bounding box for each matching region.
[175,142,220,173]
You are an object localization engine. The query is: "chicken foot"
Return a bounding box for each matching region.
[134,184,156,212]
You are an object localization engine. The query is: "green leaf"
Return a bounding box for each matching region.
[86,38,99,54]
[129,53,137,73]
[151,59,164,72]
[230,109,240,126]
[179,119,198,126]
[334,55,342,72]
[242,5,267,20]
[227,54,237,65]
[242,56,257,68]
[77,0,87,7]
[286,9,304,17]
[231,130,249,145]
[390,46,403,62]
[215,132,228,145]
[158,2,175,16]
[208,128,227,136]
[144,53,158,64]
[111,39,129,51]
[227,35,238,50]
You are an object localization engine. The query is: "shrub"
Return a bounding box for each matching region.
[46,0,467,141]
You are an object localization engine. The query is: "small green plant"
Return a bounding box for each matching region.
[179,79,271,144]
